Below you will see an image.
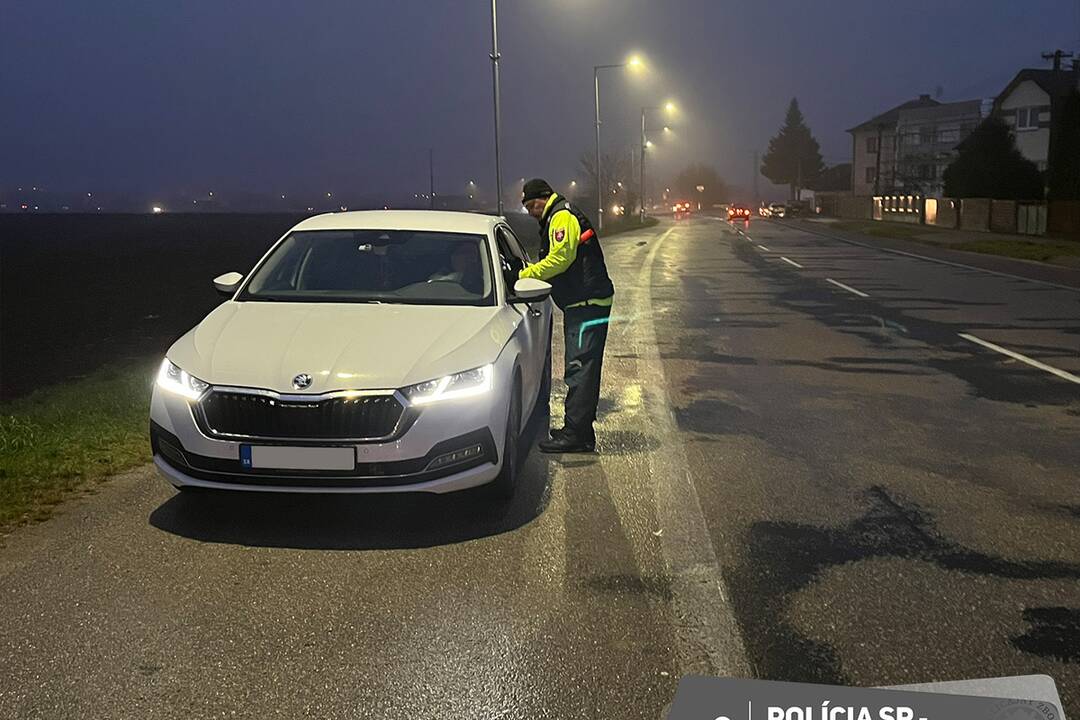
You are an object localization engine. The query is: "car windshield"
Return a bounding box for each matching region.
[238,229,495,306]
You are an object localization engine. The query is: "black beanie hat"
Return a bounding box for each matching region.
[522,178,554,204]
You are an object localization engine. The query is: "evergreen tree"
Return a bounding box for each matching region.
[760,98,825,200]
[1048,90,1080,201]
[943,118,1044,200]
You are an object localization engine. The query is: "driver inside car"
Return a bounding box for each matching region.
[428,241,481,293]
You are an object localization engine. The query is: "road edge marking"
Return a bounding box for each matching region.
[631,226,753,678]
[958,333,1080,385]
[780,256,803,268]
[825,278,870,298]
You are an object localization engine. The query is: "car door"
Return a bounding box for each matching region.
[495,224,547,400]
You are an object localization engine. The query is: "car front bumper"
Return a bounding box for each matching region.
[149,379,510,494]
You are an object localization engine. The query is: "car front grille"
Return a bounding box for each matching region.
[196,391,406,441]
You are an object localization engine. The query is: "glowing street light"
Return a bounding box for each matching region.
[639,99,680,222]
[594,53,646,230]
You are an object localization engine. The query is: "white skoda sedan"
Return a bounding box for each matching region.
[150,211,552,498]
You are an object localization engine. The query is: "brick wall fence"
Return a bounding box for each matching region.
[1049,201,1080,239]
[959,198,991,231]
[817,194,1079,241]
[990,200,1018,234]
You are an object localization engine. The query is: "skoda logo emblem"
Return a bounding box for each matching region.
[292,373,313,390]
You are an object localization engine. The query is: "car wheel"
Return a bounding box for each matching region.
[488,377,522,502]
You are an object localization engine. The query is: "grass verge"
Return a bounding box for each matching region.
[603,216,660,237]
[0,359,156,533]
[933,238,1080,263]
[825,220,1080,264]
[828,220,928,240]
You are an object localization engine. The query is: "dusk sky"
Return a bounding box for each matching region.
[3,0,1079,201]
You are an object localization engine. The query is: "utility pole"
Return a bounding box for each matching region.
[1043,49,1075,71]
[428,148,435,210]
[640,111,647,223]
[796,156,803,202]
[874,123,884,195]
[594,68,604,230]
[489,0,504,215]
[752,151,760,205]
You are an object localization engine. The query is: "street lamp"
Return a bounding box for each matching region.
[639,100,677,222]
[594,54,644,230]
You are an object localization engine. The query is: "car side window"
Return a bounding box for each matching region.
[500,225,532,264]
[495,226,525,292]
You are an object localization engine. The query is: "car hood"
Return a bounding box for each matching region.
[167,301,517,393]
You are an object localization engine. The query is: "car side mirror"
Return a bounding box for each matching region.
[213,271,244,297]
[510,278,552,303]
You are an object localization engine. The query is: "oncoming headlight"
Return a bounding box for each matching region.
[403,365,493,406]
[156,359,210,400]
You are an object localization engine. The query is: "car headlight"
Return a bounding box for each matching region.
[403,364,493,406]
[156,359,210,400]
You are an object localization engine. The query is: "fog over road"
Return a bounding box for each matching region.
[1,217,1078,719]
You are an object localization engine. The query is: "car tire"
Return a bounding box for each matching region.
[488,376,522,502]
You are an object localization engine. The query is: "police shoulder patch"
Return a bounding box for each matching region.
[554,228,566,242]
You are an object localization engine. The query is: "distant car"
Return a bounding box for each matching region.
[150,210,553,500]
[767,202,788,218]
[672,201,693,214]
[728,205,752,221]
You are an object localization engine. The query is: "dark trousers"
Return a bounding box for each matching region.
[561,304,611,441]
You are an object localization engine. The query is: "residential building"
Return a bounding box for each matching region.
[848,95,939,196]
[893,99,987,198]
[847,95,986,198]
[993,66,1080,173]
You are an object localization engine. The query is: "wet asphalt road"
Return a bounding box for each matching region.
[1,216,1078,719]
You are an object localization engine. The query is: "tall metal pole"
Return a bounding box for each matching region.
[640,109,647,223]
[594,67,603,230]
[490,0,504,215]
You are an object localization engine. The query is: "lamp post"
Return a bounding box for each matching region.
[489,0,504,215]
[639,101,676,223]
[594,56,642,230]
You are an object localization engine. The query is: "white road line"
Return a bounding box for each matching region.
[792,222,1080,294]
[758,245,772,252]
[958,333,1080,385]
[780,256,803,268]
[630,227,752,677]
[825,278,870,298]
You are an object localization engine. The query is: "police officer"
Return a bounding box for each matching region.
[519,178,614,453]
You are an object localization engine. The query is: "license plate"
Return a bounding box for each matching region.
[240,445,355,471]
